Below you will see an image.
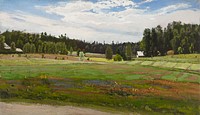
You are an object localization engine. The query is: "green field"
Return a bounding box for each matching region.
[0,55,200,114]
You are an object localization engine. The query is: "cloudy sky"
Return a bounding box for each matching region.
[0,0,200,43]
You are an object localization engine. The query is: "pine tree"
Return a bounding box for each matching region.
[125,43,132,60]
[105,46,113,60]
[0,35,5,50]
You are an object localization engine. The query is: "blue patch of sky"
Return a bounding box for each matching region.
[1,0,199,19]
[100,6,126,13]
[84,4,126,13]
[111,6,126,12]
[0,0,63,20]
[90,0,99,3]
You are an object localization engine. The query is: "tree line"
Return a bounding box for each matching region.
[140,21,200,57]
[0,21,199,59]
[0,30,140,60]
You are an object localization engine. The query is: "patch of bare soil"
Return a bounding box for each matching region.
[0,102,120,115]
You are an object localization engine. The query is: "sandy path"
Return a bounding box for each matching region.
[0,102,120,115]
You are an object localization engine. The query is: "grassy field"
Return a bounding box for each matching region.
[135,54,200,64]
[0,54,200,114]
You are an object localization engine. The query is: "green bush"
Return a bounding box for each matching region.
[113,54,123,61]
[63,49,68,55]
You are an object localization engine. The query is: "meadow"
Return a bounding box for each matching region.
[0,54,200,114]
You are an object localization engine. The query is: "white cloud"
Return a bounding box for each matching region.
[138,0,154,5]
[0,1,199,43]
[0,11,57,32]
[155,3,191,15]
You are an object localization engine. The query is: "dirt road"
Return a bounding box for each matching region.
[0,102,122,115]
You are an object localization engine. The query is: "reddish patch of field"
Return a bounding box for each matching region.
[1,75,200,105]
[148,80,200,100]
[186,76,198,81]
[92,80,200,101]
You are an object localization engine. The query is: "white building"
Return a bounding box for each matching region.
[16,48,23,53]
[4,43,11,50]
[136,51,144,58]
[3,43,23,53]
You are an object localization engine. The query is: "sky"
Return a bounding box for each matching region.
[0,0,200,43]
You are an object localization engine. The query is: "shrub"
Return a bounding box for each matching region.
[113,54,123,61]
[65,50,68,55]
[41,54,45,58]
[87,58,90,61]
[105,46,113,60]
[77,49,81,56]
[79,51,85,61]
[0,90,10,98]
[70,47,73,55]
[167,50,174,55]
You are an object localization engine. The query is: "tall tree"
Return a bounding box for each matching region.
[23,43,31,53]
[38,45,43,53]
[0,35,5,50]
[105,46,113,60]
[125,43,132,60]
[141,28,151,56]
[151,28,158,56]
[16,39,23,49]
[156,25,164,55]
[30,44,36,53]
[171,29,180,54]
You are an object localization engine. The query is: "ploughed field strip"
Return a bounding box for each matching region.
[0,62,200,114]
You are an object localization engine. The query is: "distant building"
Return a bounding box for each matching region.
[4,43,11,50]
[16,48,23,53]
[136,51,144,58]
[3,43,23,53]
